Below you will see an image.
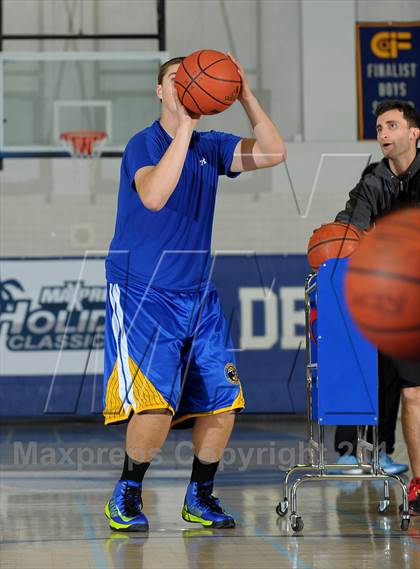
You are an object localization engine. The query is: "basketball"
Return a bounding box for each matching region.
[345,208,420,360]
[307,222,362,270]
[175,49,242,115]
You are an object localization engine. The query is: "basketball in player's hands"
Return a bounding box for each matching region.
[307,222,362,271]
[345,208,420,360]
[175,50,242,115]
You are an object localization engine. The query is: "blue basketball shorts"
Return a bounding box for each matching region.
[103,281,245,426]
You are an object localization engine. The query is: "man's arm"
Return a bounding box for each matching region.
[335,180,375,231]
[135,123,193,211]
[228,56,286,173]
[135,89,199,211]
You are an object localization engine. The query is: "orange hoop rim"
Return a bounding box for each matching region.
[59,130,108,157]
[60,130,108,141]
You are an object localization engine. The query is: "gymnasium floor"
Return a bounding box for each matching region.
[0,416,418,569]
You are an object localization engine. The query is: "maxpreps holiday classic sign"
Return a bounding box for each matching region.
[0,258,106,376]
[0,255,310,414]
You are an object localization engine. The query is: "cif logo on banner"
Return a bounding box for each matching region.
[0,279,105,351]
[371,31,412,59]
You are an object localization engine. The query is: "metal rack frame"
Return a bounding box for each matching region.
[276,272,410,532]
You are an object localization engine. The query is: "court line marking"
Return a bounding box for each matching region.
[74,493,110,569]
[228,506,314,569]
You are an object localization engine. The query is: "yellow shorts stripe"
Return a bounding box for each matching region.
[103,356,174,425]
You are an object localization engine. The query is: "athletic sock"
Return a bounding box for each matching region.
[120,453,151,484]
[190,455,219,484]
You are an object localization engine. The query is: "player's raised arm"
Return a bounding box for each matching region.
[135,76,199,211]
[134,126,191,212]
[228,54,287,172]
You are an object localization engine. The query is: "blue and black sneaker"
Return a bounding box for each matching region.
[105,480,149,532]
[182,481,235,528]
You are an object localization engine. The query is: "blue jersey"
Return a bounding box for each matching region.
[106,120,241,291]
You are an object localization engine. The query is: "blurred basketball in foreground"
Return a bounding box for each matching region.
[307,222,362,270]
[345,208,420,360]
[175,49,242,115]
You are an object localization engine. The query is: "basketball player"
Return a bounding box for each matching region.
[103,55,286,531]
[335,100,420,515]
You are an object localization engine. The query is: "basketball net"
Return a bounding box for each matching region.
[60,130,108,158]
[59,131,108,202]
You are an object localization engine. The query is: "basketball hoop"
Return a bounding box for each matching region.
[59,130,108,203]
[60,130,108,158]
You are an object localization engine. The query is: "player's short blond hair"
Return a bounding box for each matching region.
[157,57,185,85]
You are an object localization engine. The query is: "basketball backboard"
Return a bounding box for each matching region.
[0,50,274,193]
[0,51,168,156]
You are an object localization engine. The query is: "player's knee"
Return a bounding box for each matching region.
[401,386,420,404]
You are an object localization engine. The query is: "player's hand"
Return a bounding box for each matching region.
[172,84,200,130]
[227,52,253,102]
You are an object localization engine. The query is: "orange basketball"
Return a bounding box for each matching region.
[175,50,242,115]
[345,208,420,360]
[307,222,362,270]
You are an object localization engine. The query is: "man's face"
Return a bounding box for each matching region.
[376,109,418,160]
[156,63,181,113]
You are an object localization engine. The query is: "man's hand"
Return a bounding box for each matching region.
[227,52,253,103]
[172,84,200,131]
[227,52,286,172]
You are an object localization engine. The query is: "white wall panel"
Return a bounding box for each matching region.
[301,0,357,141]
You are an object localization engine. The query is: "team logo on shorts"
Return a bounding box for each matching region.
[224,363,239,384]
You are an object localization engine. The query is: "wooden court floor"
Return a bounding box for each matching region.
[0,418,419,569]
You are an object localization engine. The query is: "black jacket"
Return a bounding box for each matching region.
[335,150,420,230]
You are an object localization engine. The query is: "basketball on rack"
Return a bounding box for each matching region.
[175,50,242,115]
[345,208,420,360]
[307,222,362,271]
